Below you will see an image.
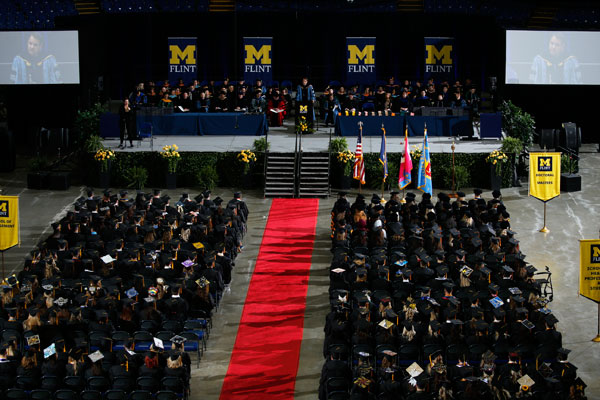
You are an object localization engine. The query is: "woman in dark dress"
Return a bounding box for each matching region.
[119,98,136,148]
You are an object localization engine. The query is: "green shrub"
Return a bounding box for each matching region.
[196,165,219,190]
[252,137,270,152]
[124,166,148,190]
[329,137,349,153]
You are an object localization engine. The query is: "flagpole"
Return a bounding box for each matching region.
[381,122,385,199]
[358,121,363,194]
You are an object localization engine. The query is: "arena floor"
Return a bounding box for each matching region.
[0,144,598,399]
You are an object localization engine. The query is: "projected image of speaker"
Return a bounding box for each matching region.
[560,122,580,152]
[539,128,558,150]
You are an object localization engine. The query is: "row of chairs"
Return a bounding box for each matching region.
[5,388,181,400]
[10,375,185,395]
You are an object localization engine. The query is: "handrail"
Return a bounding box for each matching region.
[328,126,332,197]
[298,125,303,198]
[294,125,299,198]
[263,126,269,198]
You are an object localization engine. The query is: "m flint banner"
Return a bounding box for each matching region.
[529,152,561,202]
[346,37,376,85]
[243,37,272,84]
[168,37,197,84]
[424,37,456,82]
[580,239,600,303]
[0,196,19,251]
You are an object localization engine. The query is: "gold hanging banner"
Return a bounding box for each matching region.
[529,152,561,202]
[0,196,19,251]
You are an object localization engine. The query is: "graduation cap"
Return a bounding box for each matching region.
[55,297,69,307]
[502,265,514,273]
[378,319,395,329]
[480,266,492,276]
[489,297,504,308]
[447,296,460,307]
[153,337,164,349]
[521,319,535,330]
[406,362,424,377]
[27,334,41,346]
[493,307,506,319]
[170,335,187,345]
[512,295,526,303]
[471,237,482,247]
[88,350,104,363]
[488,283,500,292]
[126,288,138,299]
[353,376,371,389]
[460,265,473,277]
[43,343,57,359]
[508,287,522,295]
[545,314,559,326]
[517,374,535,391]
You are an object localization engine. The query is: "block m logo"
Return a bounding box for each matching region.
[591,245,600,263]
[348,45,375,65]
[0,201,8,218]
[425,45,453,65]
[245,45,271,65]
[538,157,552,171]
[169,45,196,65]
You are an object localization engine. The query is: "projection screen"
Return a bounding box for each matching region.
[0,31,79,84]
[506,30,600,85]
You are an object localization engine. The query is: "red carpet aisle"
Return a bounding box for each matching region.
[220,198,320,400]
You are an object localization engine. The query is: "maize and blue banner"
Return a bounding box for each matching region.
[168,37,197,84]
[243,37,273,84]
[346,37,376,85]
[424,37,456,82]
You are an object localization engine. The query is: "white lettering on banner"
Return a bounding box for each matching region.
[425,65,453,73]
[348,65,376,73]
[169,65,197,73]
[244,65,272,73]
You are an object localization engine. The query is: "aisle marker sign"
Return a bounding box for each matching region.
[580,239,600,303]
[0,196,19,251]
[529,152,561,202]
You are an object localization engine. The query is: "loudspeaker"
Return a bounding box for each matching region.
[539,129,558,150]
[561,122,579,151]
[0,122,15,172]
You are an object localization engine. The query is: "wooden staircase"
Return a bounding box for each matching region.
[264,153,296,198]
[397,0,423,13]
[74,0,100,14]
[209,0,235,12]
[298,153,330,198]
[528,3,559,29]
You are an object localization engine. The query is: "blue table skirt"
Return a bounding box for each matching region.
[137,112,268,136]
[100,112,268,137]
[335,115,471,137]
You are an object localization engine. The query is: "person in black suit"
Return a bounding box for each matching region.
[118,98,136,149]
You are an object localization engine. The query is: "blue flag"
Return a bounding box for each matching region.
[379,126,388,182]
[417,129,432,195]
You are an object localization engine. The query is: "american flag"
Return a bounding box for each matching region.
[353,122,366,184]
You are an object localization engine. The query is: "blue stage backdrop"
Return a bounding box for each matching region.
[168,37,197,84]
[243,37,273,84]
[424,37,456,82]
[346,37,376,85]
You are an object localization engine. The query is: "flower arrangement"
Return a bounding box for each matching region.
[237,149,257,173]
[160,144,181,174]
[486,149,508,175]
[296,116,309,134]
[94,148,115,172]
[410,145,422,160]
[337,150,355,175]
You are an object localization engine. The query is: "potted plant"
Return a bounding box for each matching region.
[295,115,314,134]
[336,150,354,189]
[125,166,148,190]
[196,165,219,191]
[500,100,535,147]
[94,148,115,189]
[486,149,508,190]
[27,156,50,189]
[237,149,257,188]
[500,137,524,187]
[160,144,181,189]
[560,153,581,192]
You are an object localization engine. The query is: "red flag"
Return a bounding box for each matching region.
[353,124,365,184]
[398,128,413,189]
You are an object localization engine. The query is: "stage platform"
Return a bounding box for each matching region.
[103,120,503,154]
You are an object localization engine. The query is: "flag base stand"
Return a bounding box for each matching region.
[539,226,549,233]
[539,202,549,233]
[592,334,600,342]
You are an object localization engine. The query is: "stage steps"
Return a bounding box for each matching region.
[298,152,330,198]
[209,0,235,12]
[264,153,296,198]
[74,0,100,14]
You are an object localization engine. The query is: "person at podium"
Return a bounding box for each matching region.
[295,77,315,128]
